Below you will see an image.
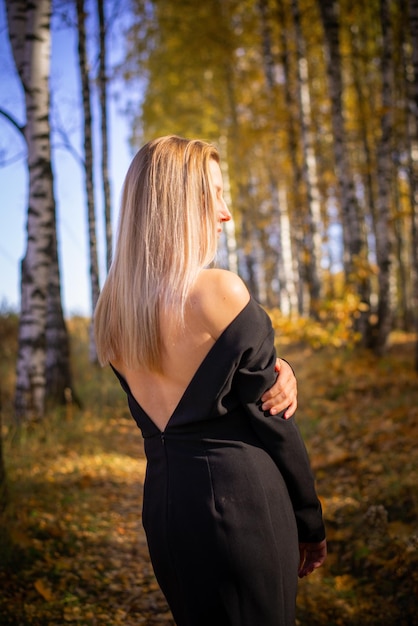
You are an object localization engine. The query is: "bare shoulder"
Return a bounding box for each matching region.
[190,269,250,339]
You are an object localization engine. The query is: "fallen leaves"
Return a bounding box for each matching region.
[0,413,173,625]
[1,333,417,625]
[34,578,55,602]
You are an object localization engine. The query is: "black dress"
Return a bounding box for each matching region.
[112,298,325,626]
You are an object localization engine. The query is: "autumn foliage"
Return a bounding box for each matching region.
[0,315,417,625]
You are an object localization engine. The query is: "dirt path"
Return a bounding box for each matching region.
[0,415,175,626]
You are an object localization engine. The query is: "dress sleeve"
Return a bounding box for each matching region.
[233,312,325,544]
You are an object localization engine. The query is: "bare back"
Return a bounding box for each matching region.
[112,269,250,432]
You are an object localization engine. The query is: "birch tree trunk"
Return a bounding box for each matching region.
[372,0,395,353]
[258,0,297,314]
[278,187,299,316]
[215,15,258,297]
[6,0,71,418]
[76,0,101,361]
[318,0,364,271]
[97,0,113,273]
[407,0,418,369]
[318,0,372,340]
[45,241,73,404]
[275,0,306,315]
[218,135,239,275]
[291,0,322,313]
[349,17,377,234]
[0,390,7,508]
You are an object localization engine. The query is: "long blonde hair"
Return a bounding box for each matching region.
[94,135,220,371]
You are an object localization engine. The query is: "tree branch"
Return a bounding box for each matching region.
[0,149,26,168]
[53,126,85,169]
[0,107,25,136]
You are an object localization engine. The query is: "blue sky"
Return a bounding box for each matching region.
[0,0,135,317]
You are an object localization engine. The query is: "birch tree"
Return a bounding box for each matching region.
[0,390,7,507]
[318,0,364,274]
[257,0,299,315]
[76,0,100,361]
[45,232,73,404]
[372,0,395,353]
[5,0,72,418]
[274,0,306,314]
[97,0,112,273]
[347,8,378,232]
[121,0,416,347]
[407,0,418,369]
[318,0,373,341]
[291,0,322,312]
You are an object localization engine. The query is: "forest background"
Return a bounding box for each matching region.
[0,0,417,624]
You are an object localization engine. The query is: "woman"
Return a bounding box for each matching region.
[94,135,326,626]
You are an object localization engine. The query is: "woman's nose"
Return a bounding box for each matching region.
[219,203,232,222]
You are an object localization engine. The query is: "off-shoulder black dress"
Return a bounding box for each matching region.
[112,298,325,626]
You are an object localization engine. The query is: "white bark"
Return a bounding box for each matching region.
[76,0,101,362]
[373,0,395,353]
[7,0,54,418]
[318,0,365,272]
[292,0,322,307]
[278,186,299,317]
[97,0,113,273]
[219,135,239,274]
[258,0,299,313]
[408,0,418,369]
[298,56,323,283]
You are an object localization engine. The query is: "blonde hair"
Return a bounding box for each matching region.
[94,135,220,371]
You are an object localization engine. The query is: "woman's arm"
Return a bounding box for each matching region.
[233,315,326,546]
[261,358,297,419]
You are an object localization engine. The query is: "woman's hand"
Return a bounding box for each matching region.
[298,539,327,578]
[261,358,297,418]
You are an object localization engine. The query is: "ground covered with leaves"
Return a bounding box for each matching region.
[0,319,417,625]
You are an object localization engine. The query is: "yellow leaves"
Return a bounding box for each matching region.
[63,605,82,622]
[334,575,355,592]
[387,520,412,541]
[34,578,54,602]
[269,292,364,350]
[357,301,370,312]
[317,441,352,467]
[9,527,32,548]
